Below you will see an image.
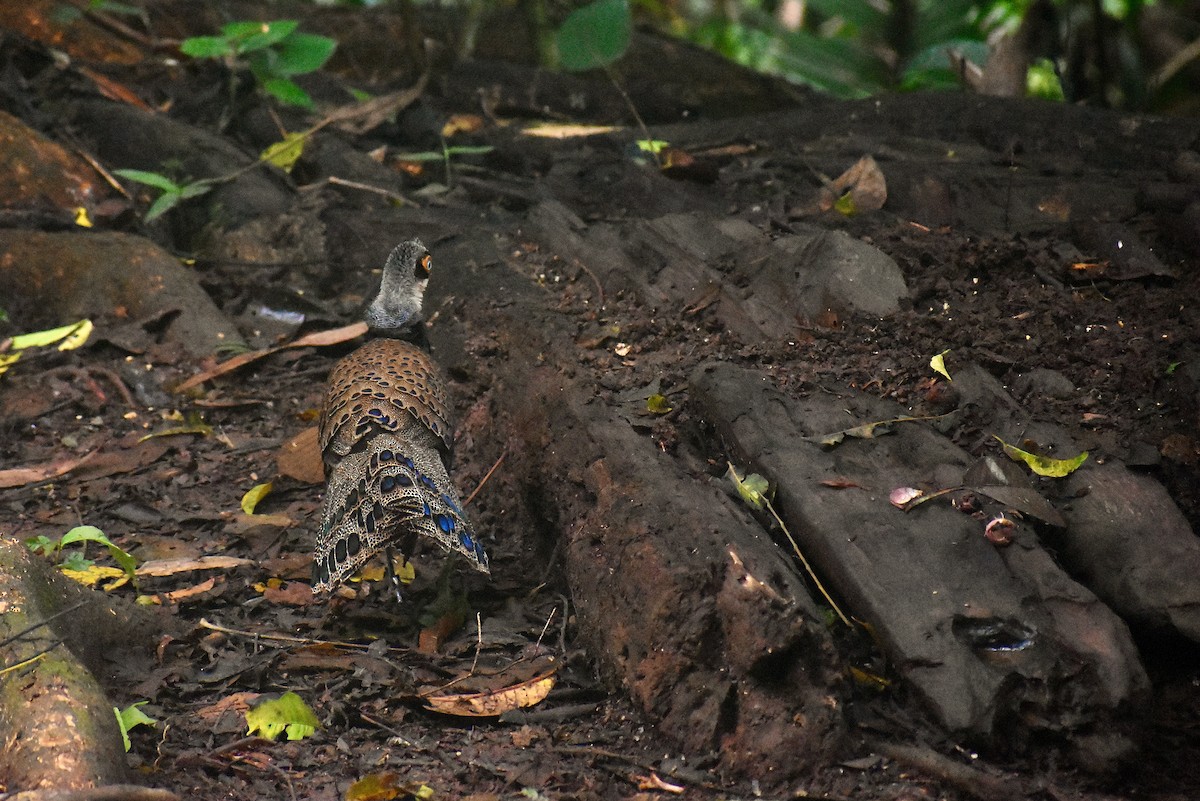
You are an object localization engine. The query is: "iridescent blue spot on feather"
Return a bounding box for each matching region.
[435,514,455,534]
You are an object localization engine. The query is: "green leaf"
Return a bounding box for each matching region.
[1026,58,1065,101]
[393,145,495,162]
[60,525,139,578]
[114,702,157,752]
[272,32,337,76]
[930,349,953,381]
[178,35,232,59]
[833,191,857,216]
[246,691,320,741]
[144,192,181,222]
[25,535,56,555]
[178,180,215,199]
[60,551,95,572]
[114,169,180,192]
[225,20,298,54]
[994,436,1088,478]
[261,77,314,108]
[557,0,631,71]
[60,524,113,548]
[727,463,770,510]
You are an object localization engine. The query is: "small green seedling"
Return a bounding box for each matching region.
[113,169,214,222]
[114,702,157,752]
[26,525,138,586]
[180,20,336,109]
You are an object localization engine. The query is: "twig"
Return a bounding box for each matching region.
[875,740,1021,801]
[320,176,418,207]
[463,449,506,507]
[469,612,483,676]
[534,606,557,651]
[573,258,606,307]
[728,463,851,627]
[196,618,412,655]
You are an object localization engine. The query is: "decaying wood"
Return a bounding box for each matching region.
[689,361,1149,757]
[441,242,848,780]
[0,536,179,794]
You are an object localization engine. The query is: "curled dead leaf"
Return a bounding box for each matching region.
[422,671,556,717]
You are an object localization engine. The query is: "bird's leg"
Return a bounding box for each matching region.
[384,546,407,603]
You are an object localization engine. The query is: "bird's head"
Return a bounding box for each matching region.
[364,239,433,335]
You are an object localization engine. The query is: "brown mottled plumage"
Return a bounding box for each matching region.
[312,240,488,595]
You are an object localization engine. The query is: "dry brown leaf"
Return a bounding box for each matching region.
[821,154,888,214]
[137,555,254,577]
[175,322,367,393]
[422,672,556,717]
[194,692,259,724]
[0,451,96,488]
[820,478,864,489]
[162,576,219,602]
[277,426,324,484]
[262,580,317,606]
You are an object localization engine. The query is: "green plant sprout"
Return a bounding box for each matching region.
[112,169,214,222]
[179,20,336,109]
[26,525,138,586]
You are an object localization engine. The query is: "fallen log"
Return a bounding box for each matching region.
[689,361,1149,766]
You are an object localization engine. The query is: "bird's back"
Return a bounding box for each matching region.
[313,338,488,594]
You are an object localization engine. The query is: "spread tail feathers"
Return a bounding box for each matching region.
[312,433,489,593]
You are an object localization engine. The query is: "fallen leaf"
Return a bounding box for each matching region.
[262,580,316,606]
[0,451,95,488]
[277,427,324,484]
[422,672,556,717]
[645,393,672,414]
[442,113,484,137]
[261,132,307,172]
[137,555,254,577]
[175,321,367,393]
[820,478,864,489]
[727,463,769,510]
[246,691,320,741]
[930,349,953,381]
[241,481,274,515]
[994,436,1088,477]
[522,122,621,138]
[821,155,887,215]
[162,576,219,602]
[889,486,924,508]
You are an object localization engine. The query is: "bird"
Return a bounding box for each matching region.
[312,239,489,596]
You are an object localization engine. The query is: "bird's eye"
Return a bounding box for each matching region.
[416,253,432,278]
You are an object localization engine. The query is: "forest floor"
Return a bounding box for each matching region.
[1,2,1199,800]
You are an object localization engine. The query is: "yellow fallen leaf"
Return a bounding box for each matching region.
[422,672,556,717]
[241,481,274,514]
[261,132,307,172]
[726,463,769,510]
[994,436,1087,477]
[930,349,953,381]
[646,393,672,414]
[61,564,130,590]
